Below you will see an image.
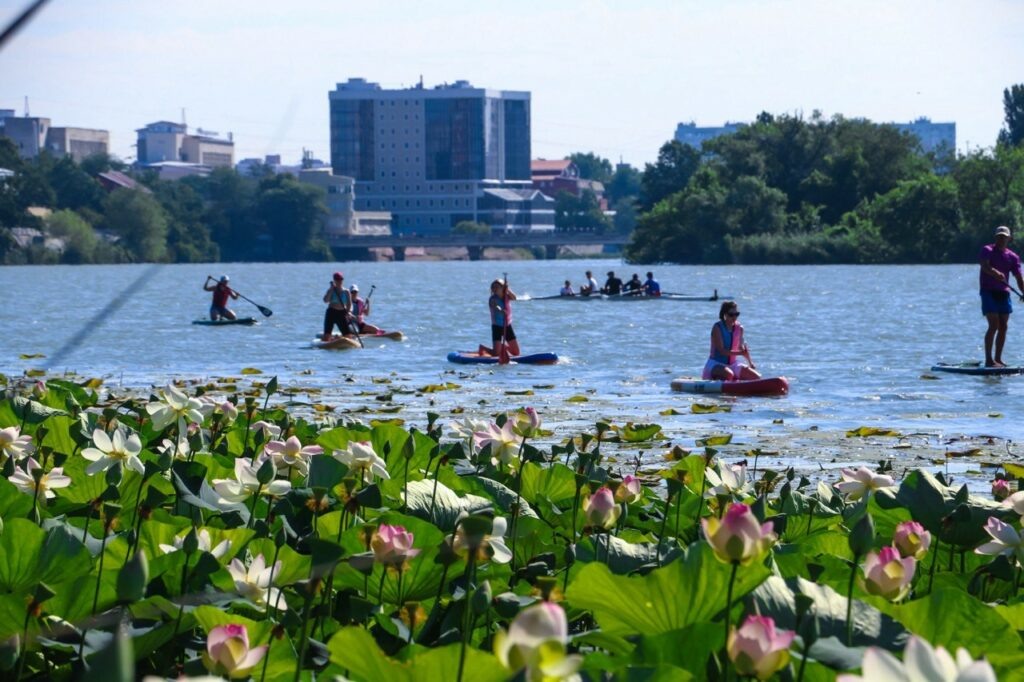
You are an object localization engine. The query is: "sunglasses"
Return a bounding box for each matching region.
[726,311,740,318]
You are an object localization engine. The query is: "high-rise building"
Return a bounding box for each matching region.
[328,78,553,234]
[890,117,955,154]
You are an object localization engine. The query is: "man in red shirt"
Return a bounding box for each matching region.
[979,226,1024,367]
[204,275,239,321]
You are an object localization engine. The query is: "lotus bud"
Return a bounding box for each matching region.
[701,503,777,565]
[861,546,916,601]
[202,624,267,678]
[117,551,149,604]
[471,580,493,615]
[615,474,643,504]
[993,478,1011,502]
[848,513,876,557]
[892,521,931,560]
[371,524,421,568]
[582,487,621,530]
[727,615,795,680]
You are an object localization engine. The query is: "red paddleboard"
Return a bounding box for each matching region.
[671,376,789,396]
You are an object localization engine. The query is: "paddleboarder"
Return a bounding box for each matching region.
[203,275,239,321]
[322,271,355,341]
[980,226,1024,367]
[350,284,381,335]
[703,300,761,381]
[480,278,520,357]
[642,272,661,297]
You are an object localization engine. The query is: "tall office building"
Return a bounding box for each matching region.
[329,78,553,234]
[890,117,956,154]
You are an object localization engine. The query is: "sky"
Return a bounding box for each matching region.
[1,0,1021,168]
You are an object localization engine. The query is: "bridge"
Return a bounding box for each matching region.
[327,231,631,260]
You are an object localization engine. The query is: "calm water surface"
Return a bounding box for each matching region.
[2,261,1021,458]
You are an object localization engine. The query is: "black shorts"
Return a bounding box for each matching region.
[324,307,354,336]
[491,324,516,344]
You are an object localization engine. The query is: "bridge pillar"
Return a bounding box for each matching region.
[392,246,406,262]
[545,244,559,260]
[467,246,484,261]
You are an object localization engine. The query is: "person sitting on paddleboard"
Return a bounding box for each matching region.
[602,271,623,296]
[322,271,355,341]
[481,278,520,357]
[204,275,239,321]
[642,272,661,297]
[560,280,575,296]
[980,226,1024,367]
[581,270,599,296]
[350,284,381,335]
[703,301,761,381]
[623,273,643,296]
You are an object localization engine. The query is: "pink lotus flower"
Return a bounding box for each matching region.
[583,486,621,530]
[836,467,896,501]
[702,503,777,565]
[1003,490,1024,518]
[976,516,1024,565]
[892,521,931,560]
[861,546,915,601]
[727,615,795,680]
[493,602,582,681]
[201,623,267,679]
[0,426,34,466]
[216,401,239,421]
[263,436,322,477]
[993,479,1011,502]
[372,524,421,568]
[838,635,996,682]
[615,475,643,504]
[512,407,542,438]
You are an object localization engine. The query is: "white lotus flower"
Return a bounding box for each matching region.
[976,516,1024,565]
[215,400,238,421]
[449,417,489,441]
[837,635,995,681]
[494,602,582,681]
[264,436,322,477]
[836,467,896,502]
[227,554,284,610]
[212,457,291,503]
[0,426,34,465]
[159,528,231,560]
[9,457,71,499]
[473,421,524,471]
[453,516,513,564]
[250,420,282,440]
[705,461,751,499]
[158,436,191,461]
[81,428,144,475]
[332,441,390,483]
[145,384,205,433]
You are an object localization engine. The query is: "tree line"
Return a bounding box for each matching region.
[0,143,332,265]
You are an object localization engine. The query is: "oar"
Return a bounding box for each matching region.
[498,273,511,365]
[207,276,273,317]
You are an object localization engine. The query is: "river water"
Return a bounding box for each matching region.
[2,261,1022,475]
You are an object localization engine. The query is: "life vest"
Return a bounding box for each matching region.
[709,321,743,364]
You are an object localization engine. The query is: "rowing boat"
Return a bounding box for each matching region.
[524,292,722,302]
[192,317,257,326]
[447,351,559,365]
[671,376,789,396]
[931,362,1024,376]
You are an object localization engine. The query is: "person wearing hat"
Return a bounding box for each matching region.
[350,284,381,335]
[203,275,239,321]
[601,270,623,296]
[979,226,1024,367]
[322,271,355,341]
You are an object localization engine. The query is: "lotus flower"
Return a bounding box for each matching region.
[9,457,70,499]
[512,407,542,438]
[976,516,1024,565]
[1003,490,1024,519]
[615,474,643,504]
[993,479,1011,502]
[453,516,513,564]
[212,457,291,503]
[493,602,583,682]
[448,417,489,442]
[201,624,267,679]
[145,384,205,433]
[835,467,896,502]
[582,487,621,530]
[263,436,321,477]
[158,436,191,461]
[473,421,524,471]
[837,634,996,682]
[0,426,34,465]
[705,461,751,500]
[227,554,284,610]
[727,615,795,680]
[216,401,239,422]
[892,520,931,560]
[371,524,421,568]
[861,546,916,601]
[702,503,777,565]
[250,420,282,440]
[81,428,144,475]
[332,441,389,483]
[159,528,231,560]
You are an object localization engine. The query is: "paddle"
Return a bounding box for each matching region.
[1010,284,1024,302]
[207,276,273,317]
[345,286,364,348]
[498,273,511,365]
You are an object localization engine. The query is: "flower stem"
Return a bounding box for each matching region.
[927,540,940,594]
[456,554,477,682]
[723,561,739,682]
[656,488,676,568]
[509,457,528,573]
[293,584,316,682]
[845,554,859,646]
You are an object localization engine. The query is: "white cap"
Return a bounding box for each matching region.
[350,284,359,292]
[996,226,1012,238]
[220,275,229,282]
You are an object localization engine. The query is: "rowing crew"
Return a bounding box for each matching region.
[562,270,661,297]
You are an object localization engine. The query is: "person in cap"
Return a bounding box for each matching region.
[602,270,623,296]
[580,270,599,297]
[350,284,381,335]
[203,275,239,321]
[979,226,1024,367]
[322,271,355,341]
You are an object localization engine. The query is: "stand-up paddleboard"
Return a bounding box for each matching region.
[671,376,789,396]
[192,317,257,326]
[447,351,559,365]
[369,330,405,341]
[931,362,1024,376]
[313,335,362,350]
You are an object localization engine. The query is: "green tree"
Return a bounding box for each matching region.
[103,188,169,261]
[154,181,219,262]
[606,163,642,204]
[48,156,104,212]
[953,145,1024,247]
[611,197,637,234]
[566,152,612,183]
[452,220,491,235]
[998,84,1024,148]
[554,190,611,233]
[866,175,964,262]
[191,168,258,261]
[639,141,702,210]
[46,209,99,263]
[255,174,328,261]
